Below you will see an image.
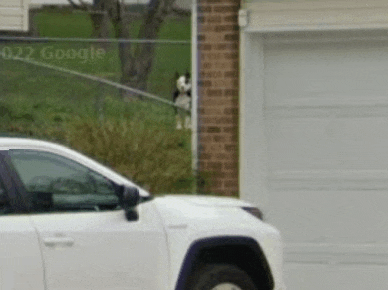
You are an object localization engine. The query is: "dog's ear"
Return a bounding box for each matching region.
[185,70,191,79]
[175,71,180,79]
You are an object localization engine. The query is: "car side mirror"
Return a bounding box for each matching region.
[118,185,140,221]
[120,186,140,211]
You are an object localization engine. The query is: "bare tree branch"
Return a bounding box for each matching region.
[170,7,191,17]
[78,0,89,7]
[86,0,180,100]
[67,0,90,11]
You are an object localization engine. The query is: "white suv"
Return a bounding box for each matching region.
[0,137,286,290]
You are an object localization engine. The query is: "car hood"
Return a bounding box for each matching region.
[155,194,254,208]
[151,195,259,231]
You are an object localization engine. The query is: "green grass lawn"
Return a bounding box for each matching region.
[1,10,191,118]
[0,10,195,194]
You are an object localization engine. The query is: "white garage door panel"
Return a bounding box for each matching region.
[266,190,388,244]
[285,264,388,290]
[264,42,388,105]
[266,117,388,172]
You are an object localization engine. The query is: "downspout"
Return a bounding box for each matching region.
[191,0,198,194]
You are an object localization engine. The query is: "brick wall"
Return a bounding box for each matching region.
[197,0,240,197]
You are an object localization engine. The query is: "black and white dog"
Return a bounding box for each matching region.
[173,71,192,130]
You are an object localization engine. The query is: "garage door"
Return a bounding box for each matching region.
[249,32,388,290]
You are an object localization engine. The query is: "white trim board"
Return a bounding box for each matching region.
[0,0,30,31]
[243,0,388,32]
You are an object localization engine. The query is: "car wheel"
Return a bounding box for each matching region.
[188,264,258,290]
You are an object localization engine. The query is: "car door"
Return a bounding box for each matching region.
[0,151,45,290]
[7,149,169,290]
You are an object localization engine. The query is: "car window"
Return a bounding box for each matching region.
[8,150,119,213]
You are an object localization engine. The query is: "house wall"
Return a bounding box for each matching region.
[197,0,240,196]
[0,0,30,31]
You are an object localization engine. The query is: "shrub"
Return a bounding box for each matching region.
[65,117,194,194]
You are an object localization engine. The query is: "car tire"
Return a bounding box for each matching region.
[187,264,258,290]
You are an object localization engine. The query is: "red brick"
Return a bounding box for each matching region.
[223,15,238,23]
[198,34,206,41]
[207,143,224,151]
[213,5,240,13]
[207,162,223,171]
[199,107,223,115]
[216,116,234,124]
[206,126,221,133]
[225,33,239,41]
[224,171,239,179]
[201,71,223,78]
[224,107,239,115]
[213,79,235,88]
[200,52,224,60]
[215,153,230,159]
[231,60,239,69]
[202,0,222,3]
[202,62,212,69]
[224,162,238,171]
[201,25,215,32]
[206,89,223,97]
[198,33,230,44]
[223,126,238,133]
[212,62,227,70]
[224,52,239,59]
[213,135,227,142]
[224,89,239,96]
[199,153,212,160]
[202,116,234,125]
[211,61,238,71]
[228,135,238,142]
[215,43,239,50]
[224,180,238,189]
[225,144,238,152]
[223,190,238,197]
[214,25,239,33]
[202,0,239,4]
[205,178,222,189]
[201,98,226,107]
[201,116,217,124]
[198,80,212,87]
[224,71,238,78]
[206,15,222,23]
[207,52,224,60]
[200,135,212,143]
[198,44,212,50]
[198,5,212,13]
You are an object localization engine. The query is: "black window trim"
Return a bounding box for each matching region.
[0,150,32,213]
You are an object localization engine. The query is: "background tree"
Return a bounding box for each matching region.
[69,0,183,99]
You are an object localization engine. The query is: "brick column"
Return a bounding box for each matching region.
[197,0,240,196]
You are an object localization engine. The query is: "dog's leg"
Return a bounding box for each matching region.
[185,115,191,129]
[176,115,182,130]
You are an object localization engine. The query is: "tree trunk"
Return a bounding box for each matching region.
[120,0,177,100]
[91,0,178,100]
[90,11,109,50]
